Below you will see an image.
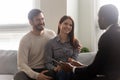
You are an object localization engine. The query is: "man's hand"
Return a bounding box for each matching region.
[37,70,53,80]
[68,58,84,67]
[60,62,74,72]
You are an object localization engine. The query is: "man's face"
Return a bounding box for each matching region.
[98,9,109,30]
[98,12,106,30]
[30,13,45,31]
[98,13,103,29]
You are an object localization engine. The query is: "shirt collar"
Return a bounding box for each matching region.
[106,24,113,31]
[56,35,70,43]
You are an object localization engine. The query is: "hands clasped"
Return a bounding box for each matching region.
[59,58,84,72]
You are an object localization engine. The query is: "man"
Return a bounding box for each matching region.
[14,9,56,80]
[60,4,120,80]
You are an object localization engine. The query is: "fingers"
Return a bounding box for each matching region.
[54,65,62,72]
[40,73,52,80]
[67,58,84,66]
[41,70,49,74]
[60,62,73,72]
[37,70,53,80]
[57,65,62,71]
[68,58,75,62]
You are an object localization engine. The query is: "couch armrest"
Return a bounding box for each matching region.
[0,50,18,74]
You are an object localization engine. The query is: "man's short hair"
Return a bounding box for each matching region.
[28,9,42,21]
[99,4,119,23]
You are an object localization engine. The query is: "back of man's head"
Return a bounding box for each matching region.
[99,4,119,24]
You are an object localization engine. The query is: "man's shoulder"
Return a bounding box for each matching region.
[44,28,56,36]
[20,32,32,42]
[44,28,55,33]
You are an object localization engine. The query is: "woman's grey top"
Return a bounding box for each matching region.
[44,36,80,69]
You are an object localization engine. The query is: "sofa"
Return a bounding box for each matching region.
[0,50,96,80]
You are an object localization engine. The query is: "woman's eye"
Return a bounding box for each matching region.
[64,23,68,25]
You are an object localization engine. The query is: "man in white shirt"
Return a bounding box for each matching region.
[14,9,56,80]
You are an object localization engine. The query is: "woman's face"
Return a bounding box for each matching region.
[59,18,73,35]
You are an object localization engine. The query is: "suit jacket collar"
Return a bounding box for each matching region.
[106,24,118,31]
[106,24,113,31]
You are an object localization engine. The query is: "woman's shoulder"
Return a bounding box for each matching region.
[46,36,57,44]
[44,28,56,35]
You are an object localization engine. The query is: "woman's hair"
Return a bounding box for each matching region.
[57,15,81,49]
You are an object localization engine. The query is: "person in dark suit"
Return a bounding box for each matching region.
[60,4,120,80]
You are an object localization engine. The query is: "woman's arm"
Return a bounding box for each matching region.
[44,40,55,70]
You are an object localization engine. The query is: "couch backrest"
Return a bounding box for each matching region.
[0,50,18,74]
[0,50,96,74]
[78,52,96,65]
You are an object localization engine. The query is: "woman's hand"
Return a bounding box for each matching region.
[68,58,84,67]
[60,62,74,72]
[54,65,62,72]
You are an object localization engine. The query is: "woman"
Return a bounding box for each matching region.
[44,15,82,80]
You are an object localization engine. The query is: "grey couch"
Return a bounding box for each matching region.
[0,50,96,80]
[0,50,17,80]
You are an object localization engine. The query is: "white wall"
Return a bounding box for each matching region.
[40,0,67,33]
[67,0,79,37]
[78,0,97,52]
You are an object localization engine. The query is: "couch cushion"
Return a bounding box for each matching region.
[0,50,18,74]
[0,75,13,80]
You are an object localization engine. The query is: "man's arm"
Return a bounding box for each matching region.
[18,38,39,79]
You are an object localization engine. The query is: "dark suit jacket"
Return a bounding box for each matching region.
[74,25,120,80]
